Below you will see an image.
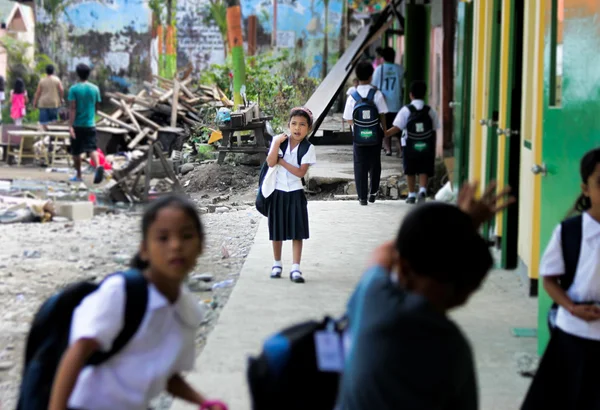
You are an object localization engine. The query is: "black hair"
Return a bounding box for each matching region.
[375,47,384,57]
[382,47,396,63]
[570,147,600,214]
[409,80,427,99]
[289,108,313,128]
[396,202,493,290]
[0,75,5,92]
[130,195,205,270]
[76,63,91,81]
[46,64,55,75]
[356,61,374,82]
[13,78,25,94]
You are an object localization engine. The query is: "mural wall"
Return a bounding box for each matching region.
[35,0,153,93]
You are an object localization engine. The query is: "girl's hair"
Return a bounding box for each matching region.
[568,147,600,216]
[13,78,24,94]
[289,106,313,128]
[130,195,205,270]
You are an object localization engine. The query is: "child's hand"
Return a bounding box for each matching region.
[369,241,398,271]
[276,133,288,144]
[569,305,600,322]
[457,181,515,229]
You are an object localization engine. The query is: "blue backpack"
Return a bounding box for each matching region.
[17,269,148,410]
[351,88,381,146]
[547,214,583,331]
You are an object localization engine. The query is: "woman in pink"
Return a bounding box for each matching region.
[10,78,28,126]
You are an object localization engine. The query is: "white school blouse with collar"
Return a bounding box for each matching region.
[67,274,203,410]
[540,212,600,340]
[269,139,317,192]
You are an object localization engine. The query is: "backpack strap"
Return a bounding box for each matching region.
[559,214,583,291]
[407,104,417,114]
[87,269,148,365]
[297,139,311,186]
[365,88,377,103]
[350,90,363,103]
[279,139,289,157]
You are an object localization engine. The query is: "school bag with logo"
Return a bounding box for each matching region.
[405,104,434,156]
[350,89,381,146]
[17,269,148,410]
[247,315,348,410]
[256,138,311,217]
[547,214,583,331]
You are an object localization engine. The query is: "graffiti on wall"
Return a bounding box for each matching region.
[35,0,152,92]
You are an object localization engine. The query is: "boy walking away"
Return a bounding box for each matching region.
[372,47,404,156]
[337,182,514,410]
[34,64,64,130]
[386,80,440,204]
[343,61,388,206]
[68,63,104,184]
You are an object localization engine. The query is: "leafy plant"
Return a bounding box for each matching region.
[203,0,229,59]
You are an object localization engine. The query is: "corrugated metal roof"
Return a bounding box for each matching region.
[0,0,15,23]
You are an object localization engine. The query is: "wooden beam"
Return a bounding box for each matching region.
[97,111,138,132]
[120,99,142,132]
[132,110,160,129]
[171,80,180,128]
[127,127,152,150]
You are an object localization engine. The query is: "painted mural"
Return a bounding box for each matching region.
[176,0,343,78]
[35,0,152,93]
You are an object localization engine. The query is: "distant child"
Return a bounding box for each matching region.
[48,195,227,410]
[265,107,317,283]
[372,47,404,156]
[343,61,388,206]
[10,77,28,126]
[522,148,600,409]
[68,63,104,184]
[386,80,440,204]
[337,182,514,410]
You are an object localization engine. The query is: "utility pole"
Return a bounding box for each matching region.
[272,0,277,48]
[226,0,246,109]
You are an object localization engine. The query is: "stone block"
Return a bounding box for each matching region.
[345,182,357,195]
[54,201,94,221]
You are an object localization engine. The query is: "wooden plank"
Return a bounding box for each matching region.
[127,127,152,150]
[97,111,138,133]
[107,92,156,109]
[132,110,160,129]
[171,80,180,128]
[179,82,196,99]
[153,144,183,193]
[120,99,141,132]
[7,130,70,137]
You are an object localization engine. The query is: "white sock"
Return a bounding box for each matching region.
[291,263,301,273]
[274,260,282,268]
[408,192,417,198]
[419,187,426,195]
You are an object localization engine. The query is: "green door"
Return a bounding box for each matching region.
[481,0,502,242]
[452,1,473,188]
[537,0,600,353]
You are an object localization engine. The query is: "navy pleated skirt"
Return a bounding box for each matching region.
[267,189,310,241]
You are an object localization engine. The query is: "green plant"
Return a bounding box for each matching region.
[203,0,229,59]
[199,50,319,132]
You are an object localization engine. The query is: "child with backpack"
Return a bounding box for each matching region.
[385,80,440,204]
[521,148,600,410]
[19,195,227,410]
[264,107,316,283]
[337,182,514,410]
[343,61,389,206]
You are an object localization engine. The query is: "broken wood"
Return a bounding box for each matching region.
[120,99,141,132]
[171,80,180,128]
[98,111,139,132]
[127,127,152,150]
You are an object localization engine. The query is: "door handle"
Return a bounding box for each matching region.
[449,101,460,108]
[479,119,498,127]
[531,163,547,176]
[498,128,520,136]
[497,128,505,135]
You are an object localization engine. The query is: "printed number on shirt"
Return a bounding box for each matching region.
[383,77,397,92]
[362,110,371,120]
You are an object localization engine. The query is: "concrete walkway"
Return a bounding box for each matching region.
[172,201,537,410]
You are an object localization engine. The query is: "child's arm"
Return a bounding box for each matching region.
[32,83,41,108]
[385,126,401,138]
[543,277,600,321]
[48,338,100,410]
[267,134,287,167]
[167,374,205,405]
[278,159,309,178]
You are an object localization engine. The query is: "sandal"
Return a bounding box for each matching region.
[270,265,282,279]
[290,270,305,284]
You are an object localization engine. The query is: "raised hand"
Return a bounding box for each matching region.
[457,181,515,229]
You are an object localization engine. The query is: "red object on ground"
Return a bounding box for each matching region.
[90,148,112,171]
[88,192,97,204]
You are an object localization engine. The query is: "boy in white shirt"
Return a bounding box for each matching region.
[343,61,389,206]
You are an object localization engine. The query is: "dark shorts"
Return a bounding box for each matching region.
[70,127,97,156]
[39,108,58,125]
[403,152,435,177]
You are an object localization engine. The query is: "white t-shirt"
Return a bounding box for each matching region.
[269,140,317,192]
[68,274,204,410]
[343,84,389,121]
[540,212,600,340]
[392,99,440,131]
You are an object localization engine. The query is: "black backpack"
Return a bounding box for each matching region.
[17,269,148,410]
[247,315,348,410]
[256,138,311,217]
[350,88,381,146]
[405,104,434,157]
[547,214,583,331]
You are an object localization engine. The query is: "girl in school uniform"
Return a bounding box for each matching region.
[49,195,227,410]
[522,148,600,410]
[266,107,317,283]
[10,78,27,126]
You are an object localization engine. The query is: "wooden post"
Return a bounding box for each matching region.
[442,0,456,153]
[248,15,257,57]
[171,80,180,128]
[271,0,277,48]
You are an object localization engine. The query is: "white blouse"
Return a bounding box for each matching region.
[540,212,600,340]
[268,139,317,192]
[68,275,203,410]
